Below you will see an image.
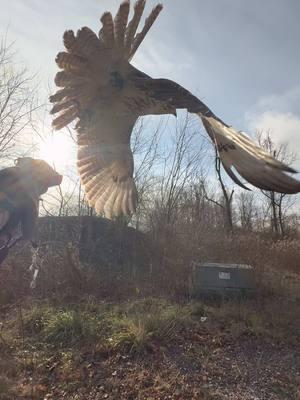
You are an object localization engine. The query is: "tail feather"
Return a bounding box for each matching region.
[128,183,137,211]
[94,181,114,213]
[86,172,110,203]
[114,183,126,216]
[87,173,137,218]
[104,184,121,218]
[77,144,137,219]
[121,184,129,215]
[80,162,101,183]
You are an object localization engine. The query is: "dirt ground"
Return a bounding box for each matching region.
[0,297,299,400]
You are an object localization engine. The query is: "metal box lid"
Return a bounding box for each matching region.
[190,261,256,293]
[192,262,253,270]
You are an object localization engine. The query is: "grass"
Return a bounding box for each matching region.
[43,310,98,346]
[206,298,300,342]
[2,295,298,353]
[0,295,299,399]
[23,307,99,347]
[1,226,299,399]
[0,300,196,397]
[2,300,193,353]
[108,304,189,354]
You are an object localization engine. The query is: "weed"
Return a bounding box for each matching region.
[23,305,52,335]
[189,302,207,317]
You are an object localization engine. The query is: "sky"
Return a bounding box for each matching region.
[1,0,300,173]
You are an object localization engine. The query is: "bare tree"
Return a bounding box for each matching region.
[148,113,207,228]
[202,145,234,231]
[256,131,298,237]
[131,117,163,229]
[0,38,38,162]
[237,192,256,231]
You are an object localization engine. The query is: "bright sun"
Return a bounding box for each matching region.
[38,134,75,169]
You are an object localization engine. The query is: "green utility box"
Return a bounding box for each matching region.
[190,262,256,297]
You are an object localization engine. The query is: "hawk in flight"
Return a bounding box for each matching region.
[0,158,62,264]
[50,0,300,219]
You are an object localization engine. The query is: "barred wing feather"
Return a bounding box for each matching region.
[200,116,300,194]
[76,110,138,218]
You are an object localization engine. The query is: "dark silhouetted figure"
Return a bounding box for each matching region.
[0,158,62,264]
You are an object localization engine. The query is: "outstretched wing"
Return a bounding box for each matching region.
[51,0,300,220]
[201,117,300,193]
[50,1,163,218]
[138,78,300,194]
[76,110,138,218]
[50,0,163,131]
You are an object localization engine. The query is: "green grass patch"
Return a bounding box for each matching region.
[42,309,98,346]
[107,302,191,354]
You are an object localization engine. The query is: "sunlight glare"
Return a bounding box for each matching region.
[38,134,74,169]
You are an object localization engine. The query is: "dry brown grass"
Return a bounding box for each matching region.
[1,225,299,307]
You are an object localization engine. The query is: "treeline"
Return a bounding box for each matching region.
[1,39,299,242]
[42,114,300,240]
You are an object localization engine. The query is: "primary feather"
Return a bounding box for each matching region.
[51,0,300,219]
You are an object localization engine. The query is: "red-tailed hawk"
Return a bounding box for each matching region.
[50,0,300,219]
[0,158,62,264]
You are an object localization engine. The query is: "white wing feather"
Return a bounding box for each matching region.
[201,116,300,194]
